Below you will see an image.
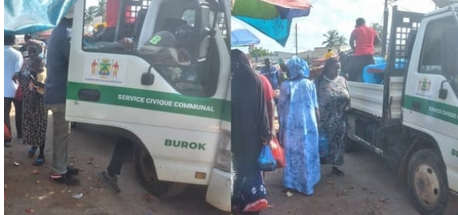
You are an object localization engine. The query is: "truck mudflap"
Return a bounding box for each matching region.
[206,168,231,211]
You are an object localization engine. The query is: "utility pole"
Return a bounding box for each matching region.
[295,23,298,56]
[381,0,389,57]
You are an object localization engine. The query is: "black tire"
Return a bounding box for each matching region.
[408,149,449,215]
[135,145,188,197]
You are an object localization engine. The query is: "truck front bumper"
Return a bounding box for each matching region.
[206,168,231,212]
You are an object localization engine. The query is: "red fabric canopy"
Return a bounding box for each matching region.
[261,0,311,9]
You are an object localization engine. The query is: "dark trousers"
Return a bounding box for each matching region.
[348,55,375,81]
[4,97,23,141]
[107,137,134,176]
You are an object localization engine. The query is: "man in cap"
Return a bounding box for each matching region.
[348,18,380,81]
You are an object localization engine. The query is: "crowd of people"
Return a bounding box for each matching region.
[5,8,374,213]
[231,50,351,214]
[4,6,132,191]
[231,17,378,214]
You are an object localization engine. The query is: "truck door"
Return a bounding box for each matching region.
[403,10,458,193]
[66,0,231,185]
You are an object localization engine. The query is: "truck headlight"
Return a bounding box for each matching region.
[215,132,231,172]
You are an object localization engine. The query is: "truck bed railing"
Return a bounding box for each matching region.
[383,6,424,121]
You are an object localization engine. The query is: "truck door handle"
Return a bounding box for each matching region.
[78,89,101,102]
[411,101,421,111]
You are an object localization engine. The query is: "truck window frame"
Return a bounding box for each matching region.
[80,0,224,98]
[418,15,458,96]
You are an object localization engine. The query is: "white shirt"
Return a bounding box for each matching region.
[4,46,23,98]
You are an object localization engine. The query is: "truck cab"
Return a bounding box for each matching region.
[347,4,458,215]
[66,0,231,211]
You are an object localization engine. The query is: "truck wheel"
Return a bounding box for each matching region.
[135,145,188,197]
[408,149,449,215]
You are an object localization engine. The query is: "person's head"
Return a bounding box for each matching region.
[174,25,195,52]
[286,56,309,79]
[327,49,332,52]
[4,34,16,46]
[264,58,271,67]
[231,49,253,76]
[24,34,32,42]
[355,18,365,27]
[279,63,288,73]
[323,57,341,77]
[26,40,43,57]
[148,31,177,48]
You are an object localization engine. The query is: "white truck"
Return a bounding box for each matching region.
[65,0,231,211]
[346,4,458,215]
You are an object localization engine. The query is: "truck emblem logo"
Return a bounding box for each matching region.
[85,58,124,84]
[415,78,432,97]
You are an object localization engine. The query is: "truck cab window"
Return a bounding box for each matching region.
[419,16,456,75]
[82,0,224,98]
[442,27,458,92]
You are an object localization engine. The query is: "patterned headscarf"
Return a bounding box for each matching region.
[286,56,309,79]
[26,40,43,56]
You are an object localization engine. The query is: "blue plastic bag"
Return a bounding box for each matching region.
[258,145,277,171]
[319,131,329,158]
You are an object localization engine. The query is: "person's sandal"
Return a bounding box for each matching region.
[99,170,121,193]
[332,166,344,176]
[67,166,79,175]
[28,147,37,157]
[49,172,80,186]
[33,157,45,166]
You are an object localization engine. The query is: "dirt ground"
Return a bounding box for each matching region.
[4,114,228,215]
[5,113,458,215]
[262,147,458,215]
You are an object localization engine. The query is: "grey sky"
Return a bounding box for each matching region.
[233,0,437,53]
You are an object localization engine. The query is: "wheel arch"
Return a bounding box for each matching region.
[396,127,446,186]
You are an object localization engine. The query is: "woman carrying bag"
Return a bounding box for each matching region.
[231,49,272,215]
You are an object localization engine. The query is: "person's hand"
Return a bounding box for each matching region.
[28,81,35,91]
[12,72,20,84]
[261,136,271,146]
[118,38,135,51]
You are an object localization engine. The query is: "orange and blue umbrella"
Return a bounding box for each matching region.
[232,0,311,46]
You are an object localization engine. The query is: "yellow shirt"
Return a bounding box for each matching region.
[324,51,334,59]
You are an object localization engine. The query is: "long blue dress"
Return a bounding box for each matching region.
[278,56,320,195]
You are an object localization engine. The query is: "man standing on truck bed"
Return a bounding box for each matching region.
[348,18,380,81]
[44,7,80,185]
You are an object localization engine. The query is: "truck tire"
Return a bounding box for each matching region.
[135,145,188,197]
[408,149,449,215]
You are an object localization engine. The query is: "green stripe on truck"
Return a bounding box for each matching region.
[403,95,458,125]
[67,82,231,122]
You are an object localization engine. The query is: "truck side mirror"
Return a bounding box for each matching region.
[439,80,448,99]
[141,66,155,86]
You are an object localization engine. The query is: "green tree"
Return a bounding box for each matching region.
[85,0,107,23]
[322,30,340,49]
[337,35,348,50]
[249,46,272,58]
[371,23,383,47]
